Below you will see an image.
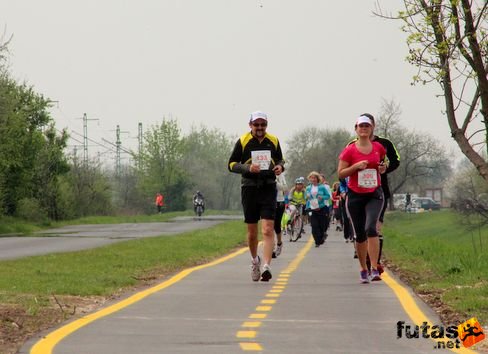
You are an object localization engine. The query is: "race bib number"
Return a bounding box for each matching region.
[358,169,378,188]
[310,198,319,210]
[251,150,271,170]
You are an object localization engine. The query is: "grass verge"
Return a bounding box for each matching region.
[0,220,246,354]
[383,209,488,326]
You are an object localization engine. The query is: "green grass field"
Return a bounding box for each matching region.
[0,220,246,314]
[383,210,488,323]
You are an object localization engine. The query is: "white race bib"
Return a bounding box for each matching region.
[358,169,378,188]
[310,198,319,210]
[251,150,271,170]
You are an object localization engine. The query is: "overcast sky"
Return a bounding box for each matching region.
[2,0,461,163]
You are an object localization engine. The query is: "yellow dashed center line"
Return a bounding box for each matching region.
[242,322,261,328]
[249,313,267,319]
[237,237,314,351]
[265,293,280,298]
[256,306,272,312]
[239,343,263,351]
[237,331,257,338]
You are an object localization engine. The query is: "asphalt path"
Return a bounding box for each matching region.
[21,224,472,354]
[0,215,242,260]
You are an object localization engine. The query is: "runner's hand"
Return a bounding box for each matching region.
[273,165,283,175]
[354,160,368,170]
[249,164,261,173]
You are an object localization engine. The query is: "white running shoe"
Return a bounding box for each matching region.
[275,242,283,257]
[251,256,261,282]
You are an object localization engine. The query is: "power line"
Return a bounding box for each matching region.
[78,113,99,165]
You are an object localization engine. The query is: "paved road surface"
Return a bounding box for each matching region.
[0,216,242,260]
[21,225,468,354]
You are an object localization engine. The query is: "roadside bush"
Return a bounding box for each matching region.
[16,198,48,223]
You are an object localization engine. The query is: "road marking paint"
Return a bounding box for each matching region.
[239,342,263,351]
[249,313,267,319]
[382,271,478,353]
[269,289,283,293]
[256,306,272,312]
[242,321,261,328]
[265,293,280,298]
[237,331,257,338]
[30,246,249,354]
[238,236,314,352]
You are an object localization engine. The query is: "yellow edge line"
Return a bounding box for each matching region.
[30,246,249,354]
[238,236,314,352]
[382,271,479,353]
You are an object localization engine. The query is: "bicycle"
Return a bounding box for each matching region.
[288,204,304,242]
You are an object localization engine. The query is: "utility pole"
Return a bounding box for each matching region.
[138,122,143,169]
[115,125,130,178]
[81,113,99,165]
[73,146,78,165]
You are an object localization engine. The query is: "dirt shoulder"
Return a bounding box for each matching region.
[1,295,105,354]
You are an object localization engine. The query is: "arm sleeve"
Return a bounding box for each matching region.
[323,185,331,201]
[228,139,250,174]
[384,139,400,173]
[339,145,352,163]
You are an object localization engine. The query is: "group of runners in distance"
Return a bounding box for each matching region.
[228,111,400,283]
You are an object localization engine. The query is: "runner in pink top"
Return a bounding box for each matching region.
[337,114,387,284]
[339,141,385,194]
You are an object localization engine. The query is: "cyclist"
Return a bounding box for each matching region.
[288,177,306,220]
[193,191,205,214]
[285,177,306,241]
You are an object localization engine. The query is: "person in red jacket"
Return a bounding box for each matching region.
[155,192,164,213]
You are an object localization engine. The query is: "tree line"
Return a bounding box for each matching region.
[0,34,473,221]
[284,98,452,198]
[0,72,453,222]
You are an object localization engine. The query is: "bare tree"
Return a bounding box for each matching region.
[286,128,353,183]
[375,98,452,195]
[375,1,488,180]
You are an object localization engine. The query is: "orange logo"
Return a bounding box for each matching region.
[458,317,485,348]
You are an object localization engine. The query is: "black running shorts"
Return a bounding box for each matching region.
[346,187,384,243]
[241,184,277,224]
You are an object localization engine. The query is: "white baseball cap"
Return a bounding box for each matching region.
[249,111,268,123]
[356,115,373,126]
